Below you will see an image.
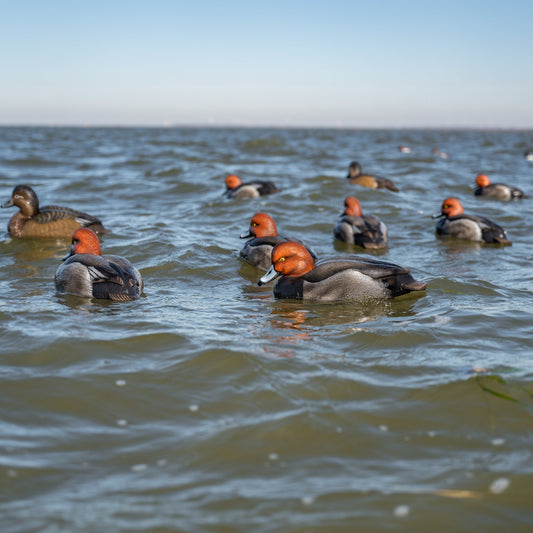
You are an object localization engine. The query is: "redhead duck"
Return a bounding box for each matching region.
[334,196,387,249]
[346,161,399,192]
[474,174,525,201]
[1,184,109,238]
[433,148,449,159]
[258,241,426,301]
[55,228,143,301]
[224,174,279,199]
[239,212,318,270]
[433,197,511,244]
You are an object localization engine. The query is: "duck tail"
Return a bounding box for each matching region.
[494,236,512,245]
[403,280,427,292]
[90,223,112,234]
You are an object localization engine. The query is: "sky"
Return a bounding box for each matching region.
[1,0,532,128]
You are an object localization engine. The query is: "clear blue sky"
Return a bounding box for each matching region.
[1,0,532,128]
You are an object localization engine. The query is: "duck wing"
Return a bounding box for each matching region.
[101,255,144,300]
[65,254,125,283]
[225,180,279,198]
[489,183,525,200]
[375,177,399,192]
[454,214,510,244]
[65,254,142,300]
[503,184,526,199]
[309,256,425,296]
[254,180,279,195]
[310,256,408,281]
[360,215,387,245]
[247,236,283,247]
[510,187,526,199]
[38,205,104,226]
[336,215,387,248]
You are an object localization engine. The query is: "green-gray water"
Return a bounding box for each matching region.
[1,127,532,532]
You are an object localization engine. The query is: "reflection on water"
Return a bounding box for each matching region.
[1,236,68,262]
[436,237,484,255]
[54,292,120,311]
[266,304,313,357]
[332,238,389,256]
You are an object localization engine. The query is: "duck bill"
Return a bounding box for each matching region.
[239,230,253,239]
[1,199,14,208]
[431,212,444,219]
[258,265,280,286]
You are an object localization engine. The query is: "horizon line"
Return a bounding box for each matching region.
[1,122,532,132]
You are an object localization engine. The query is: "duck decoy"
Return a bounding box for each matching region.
[258,241,426,301]
[224,174,279,199]
[474,174,525,201]
[433,197,511,244]
[2,184,109,238]
[334,196,387,249]
[55,228,143,301]
[346,161,398,192]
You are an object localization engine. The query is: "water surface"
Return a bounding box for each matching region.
[1,126,532,532]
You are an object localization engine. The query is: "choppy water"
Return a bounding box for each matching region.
[1,126,532,532]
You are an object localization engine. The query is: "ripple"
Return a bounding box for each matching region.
[1,126,532,531]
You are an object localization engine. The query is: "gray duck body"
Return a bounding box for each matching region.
[225,180,279,199]
[436,214,510,244]
[334,214,388,249]
[55,254,143,301]
[268,256,426,301]
[474,183,525,201]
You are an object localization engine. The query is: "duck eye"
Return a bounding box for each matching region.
[278,257,286,262]
[252,222,257,227]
